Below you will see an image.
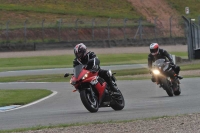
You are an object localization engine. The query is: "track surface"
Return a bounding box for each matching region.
[0,77,200,130]
[0,45,193,130]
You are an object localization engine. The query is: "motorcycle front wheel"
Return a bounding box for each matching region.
[80,89,99,113]
[161,79,174,97]
[110,90,125,111]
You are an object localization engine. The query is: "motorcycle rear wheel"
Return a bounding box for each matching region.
[80,89,99,113]
[174,84,181,96]
[110,90,125,111]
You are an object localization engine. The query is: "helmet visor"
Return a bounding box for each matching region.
[150,48,158,55]
[76,52,83,58]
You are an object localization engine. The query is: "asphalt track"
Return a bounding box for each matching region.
[0,66,200,130]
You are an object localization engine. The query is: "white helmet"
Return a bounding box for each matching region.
[150,43,159,55]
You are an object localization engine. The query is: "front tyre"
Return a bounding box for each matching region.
[161,79,173,97]
[80,89,99,113]
[110,90,125,111]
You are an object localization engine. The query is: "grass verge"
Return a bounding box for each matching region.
[0,63,199,82]
[0,89,52,107]
[0,52,187,72]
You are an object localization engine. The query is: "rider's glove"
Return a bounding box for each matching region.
[64,73,69,77]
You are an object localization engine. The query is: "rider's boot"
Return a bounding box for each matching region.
[105,71,120,96]
[174,73,183,80]
[107,79,120,96]
[177,75,183,79]
[174,66,183,79]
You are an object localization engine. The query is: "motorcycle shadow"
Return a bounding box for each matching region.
[67,109,122,114]
[149,96,175,98]
[149,94,182,99]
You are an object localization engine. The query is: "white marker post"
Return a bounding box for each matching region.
[185,7,189,15]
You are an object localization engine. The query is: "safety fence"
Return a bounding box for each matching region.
[182,16,200,60]
[0,16,186,51]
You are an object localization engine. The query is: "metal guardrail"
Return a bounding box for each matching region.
[0,17,186,51]
[182,16,200,60]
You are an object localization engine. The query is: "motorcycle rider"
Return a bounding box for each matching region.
[73,43,119,95]
[148,43,182,87]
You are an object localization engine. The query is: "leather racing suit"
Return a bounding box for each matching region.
[73,51,118,93]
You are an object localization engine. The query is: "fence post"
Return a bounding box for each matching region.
[154,17,158,41]
[195,25,199,49]
[24,20,27,44]
[107,18,111,47]
[6,21,10,43]
[139,17,143,39]
[123,18,128,40]
[170,15,173,39]
[42,19,45,42]
[182,16,193,60]
[75,18,79,41]
[58,18,62,42]
[198,15,200,26]
[92,18,95,41]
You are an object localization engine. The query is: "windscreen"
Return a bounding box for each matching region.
[73,64,84,78]
[153,59,165,68]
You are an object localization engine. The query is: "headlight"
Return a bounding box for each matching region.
[82,73,88,80]
[152,69,160,75]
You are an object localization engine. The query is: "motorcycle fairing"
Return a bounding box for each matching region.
[71,64,107,103]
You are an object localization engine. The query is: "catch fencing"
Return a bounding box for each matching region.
[0,16,186,51]
[182,16,200,60]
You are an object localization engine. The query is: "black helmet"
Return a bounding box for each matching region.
[149,43,159,55]
[74,43,87,59]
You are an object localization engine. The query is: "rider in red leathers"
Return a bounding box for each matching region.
[73,43,119,95]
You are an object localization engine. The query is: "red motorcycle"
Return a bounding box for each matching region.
[64,64,125,113]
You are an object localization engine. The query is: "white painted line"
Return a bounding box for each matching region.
[0,105,21,111]
[0,91,57,112]
[0,82,50,84]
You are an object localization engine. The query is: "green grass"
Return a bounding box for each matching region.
[0,89,52,107]
[0,52,187,72]
[181,63,200,70]
[0,0,142,24]
[1,61,200,82]
[167,0,200,21]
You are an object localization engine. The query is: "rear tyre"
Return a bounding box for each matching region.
[174,84,181,96]
[80,89,99,113]
[110,90,125,111]
[161,79,173,97]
